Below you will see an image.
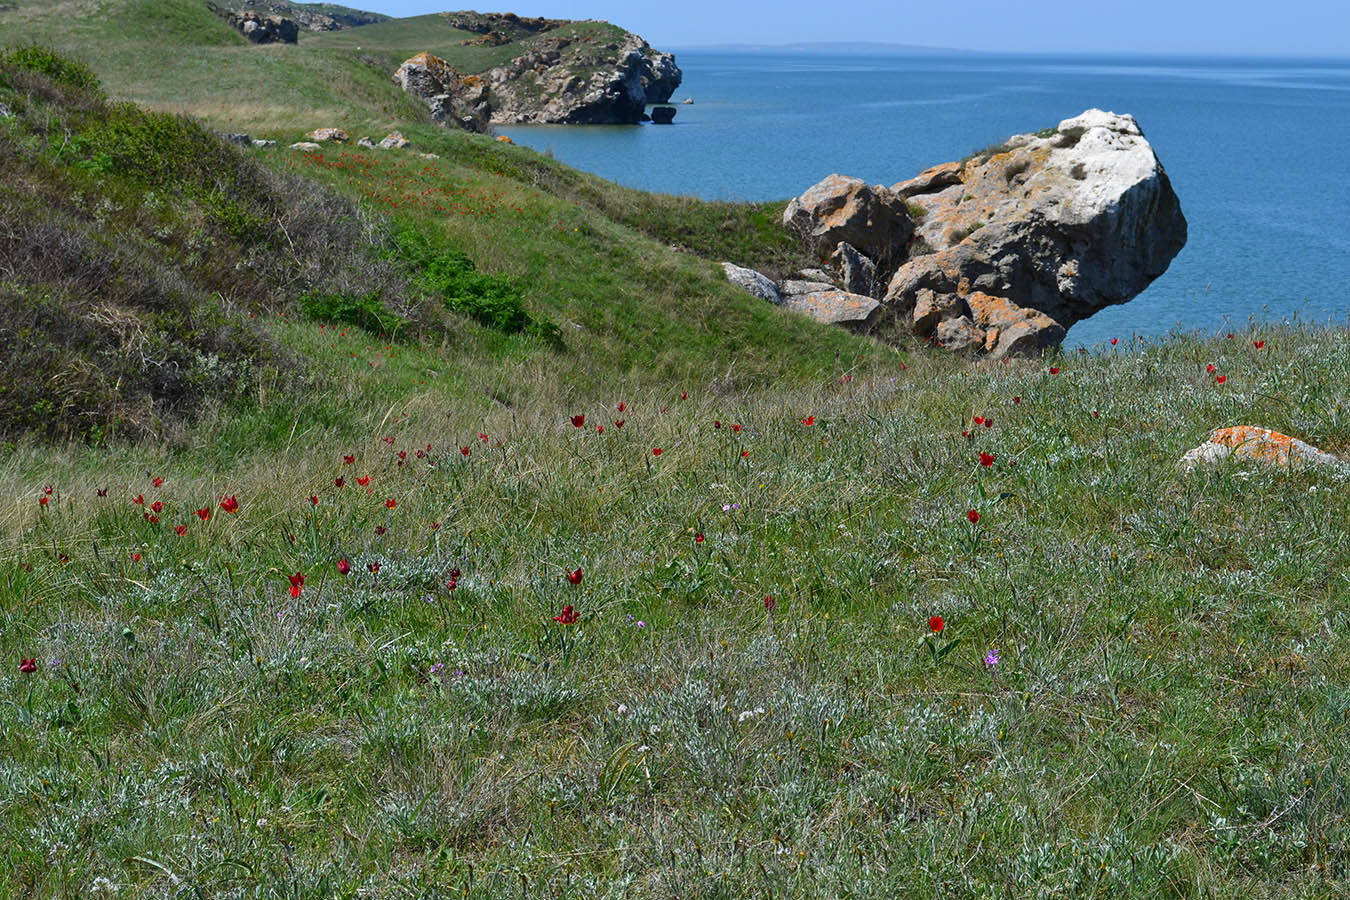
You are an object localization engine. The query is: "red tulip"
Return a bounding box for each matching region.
[714,420,722,429]
[343,454,355,464]
[617,402,626,413]
[153,477,163,487]
[1254,340,1265,349]
[973,416,984,426]
[356,476,370,487]
[374,525,386,536]
[680,391,688,400]
[479,432,489,442]
[97,488,108,497]
[337,558,351,575]
[800,416,815,427]
[979,452,995,467]
[450,567,461,580]
[131,553,141,563]
[38,496,48,507]
[368,561,381,574]
[731,424,742,433]
[553,604,579,625]
[220,495,239,514]
[571,414,586,428]
[929,615,944,633]
[967,509,980,524]
[741,450,749,458]
[695,532,705,544]
[984,417,993,428]
[382,436,395,444]
[19,658,37,674]
[196,508,210,520]
[1111,338,1119,345]
[310,495,319,506]
[1049,367,1060,375]
[1216,375,1227,384]
[614,419,625,428]
[1206,364,1216,373]
[145,513,159,525]
[652,447,663,456]
[174,525,188,536]
[1227,333,1235,339]
[764,594,775,611]
[334,477,345,488]
[288,572,305,598]
[133,494,144,505]
[385,498,396,509]
[567,567,583,585]
[446,579,457,591]
[43,485,52,495]
[1013,396,1021,405]
[460,446,470,456]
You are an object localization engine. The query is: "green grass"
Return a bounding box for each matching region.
[3,323,1349,897]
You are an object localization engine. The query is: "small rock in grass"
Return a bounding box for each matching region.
[252,139,276,148]
[290,141,322,152]
[357,136,377,148]
[1179,426,1349,476]
[722,262,782,305]
[307,127,348,142]
[379,131,412,149]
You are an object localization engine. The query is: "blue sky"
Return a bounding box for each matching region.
[356,1,1349,56]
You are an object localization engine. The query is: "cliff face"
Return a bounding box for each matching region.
[394,19,682,128]
[218,0,389,31]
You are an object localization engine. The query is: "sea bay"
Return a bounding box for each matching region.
[499,50,1350,347]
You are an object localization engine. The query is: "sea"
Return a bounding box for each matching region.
[497,50,1350,347]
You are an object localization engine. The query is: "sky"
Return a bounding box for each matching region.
[354,1,1350,57]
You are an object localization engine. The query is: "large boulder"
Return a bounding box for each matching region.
[782,175,914,270]
[784,290,882,330]
[650,105,676,124]
[393,52,491,134]
[879,109,1186,357]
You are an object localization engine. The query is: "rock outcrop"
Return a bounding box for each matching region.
[222,0,388,31]
[722,263,782,305]
[650,105,676,124]
[225,10,299,44]
[393,52,492,133]
[721,263,883,332]
[780,110,1186,357]
[393,25,682,129]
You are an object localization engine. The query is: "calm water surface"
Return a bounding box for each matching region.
[499,51,1350,346]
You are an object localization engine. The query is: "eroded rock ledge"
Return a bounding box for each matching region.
[729,110,1187,358]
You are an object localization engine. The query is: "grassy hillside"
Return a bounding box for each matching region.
[2,23,1350,900]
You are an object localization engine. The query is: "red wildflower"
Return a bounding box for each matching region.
[1111,338,1119,345]
[446,579,457,591]
[1254,340,1265,349]
[38,496,48,507]
[310,495,319,506]
[617,401,626,412]
[1013,396,1021,405]
[368,560,382,573]
[731,424,742,433]
[450,567,461,580]
[220,495,239,514]
[288,572,305,598]
[1049,367,1060,375]
[1206,363,1216,373]
[337,558,351,576]
[131,552,141,563]
[174,525,188,536]
[695,532,705,544]
[984,417,994,428]
[356,476,370,487]
[96,488,107,497]
[431,521,441,530]
[145,513,159,525]
[382,436,395,444]
[153,477,163,487]
[614,419,625,428]
[385,498,396,509]
[43,485,52,495]
[553,604,579,625]
[967,509,980,524]
[343,454,355,464]
[1228,333,1235,339]
[973,416,984,425]
[460,446,470,456]
[133,494,144,505]
[479,432,489,442]
[1216,375,1227,384]
[375,525,386,535]
[334,476,345,488]
[800,416,815,427]
[652,447,663,456]
[1093,410,1101,418]
[741,450,749,458]
[979,452,995,467]
[196,508,210,520]
[764,594,775,612]
[19,658,37,674]
[929,615,944,633]
[681,391,688,400]
[571,414,586,428]
[151,500,163,514]
[567,567,583,585]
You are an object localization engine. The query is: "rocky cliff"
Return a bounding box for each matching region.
[394,19,682,128]
[754,110,1187,357]
[218,0,389,31]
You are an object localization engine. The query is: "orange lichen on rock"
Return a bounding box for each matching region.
[496,135,513,143]
[1180,425,1349,475]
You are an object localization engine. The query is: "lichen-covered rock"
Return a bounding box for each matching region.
[221,0,388,31]
[783,174,914,269]
[289,141,321,152]
[306,127,347,142]
[1179,426,1349,476]
[377,131,411,149]
[251,139,276,149]
[357,136,376,149]
[880,109,1186,358]
[393,52,492,134]
[784,290,882,330]
[723,262,782,305]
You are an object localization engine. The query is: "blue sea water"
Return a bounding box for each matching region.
[498,51,1350,347]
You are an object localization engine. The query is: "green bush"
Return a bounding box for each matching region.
[299,289,406,337]
[392,227,533,333]
[0,45,101,93]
